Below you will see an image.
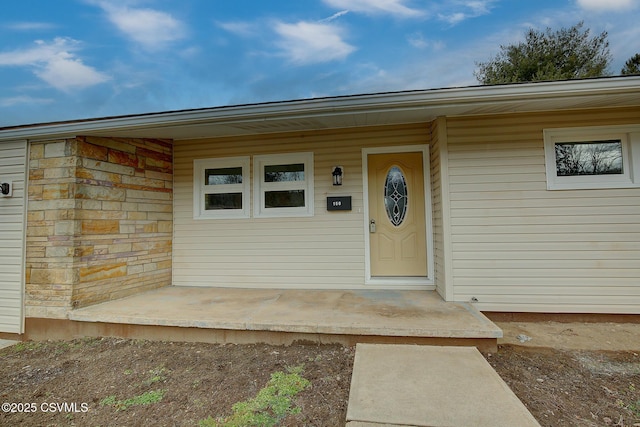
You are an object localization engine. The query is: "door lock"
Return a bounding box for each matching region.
[369,219,376,233]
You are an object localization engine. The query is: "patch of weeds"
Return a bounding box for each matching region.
[53,338,99,355]
[75,336,101,348]
[12,341,45,352]
[123,369,133,375]
[307,354,322,363]
[615,383,640,419]
[100,390,165,411]
[199,365,310,427]
[53,341,71,356]
[143,366,168,386]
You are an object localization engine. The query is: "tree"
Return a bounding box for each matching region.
[555,141,622,176]
[475,22,612,84]
[621,53,640,75]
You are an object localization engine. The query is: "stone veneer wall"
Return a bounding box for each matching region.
[25,136,173,319]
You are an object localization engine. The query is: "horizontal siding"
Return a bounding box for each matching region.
[173,124,428,288]
[0,140,26,333]
[429,119,446,297]
[446,107,640,313]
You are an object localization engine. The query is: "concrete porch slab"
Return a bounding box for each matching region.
[347,343,540,427]
[66,287,501,348]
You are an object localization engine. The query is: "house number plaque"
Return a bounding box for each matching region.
[326,196,352,211]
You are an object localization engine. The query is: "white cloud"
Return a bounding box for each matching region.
[0,38,110,91]
[274,21,356,65]
[0,95,54,108]
[93,1,185,50]
[321,10,351,22]
[576,0,636,11]
[323,0,424,17]
[4,22,57,31]
[407,32,444,50]
[218,21,256,37]
[437,0,495,25]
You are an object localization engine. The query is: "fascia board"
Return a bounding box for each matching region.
[1,76,639,142]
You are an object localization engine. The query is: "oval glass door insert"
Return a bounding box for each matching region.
[384,166,408,226]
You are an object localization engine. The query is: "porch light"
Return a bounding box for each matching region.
[332,166,343,186]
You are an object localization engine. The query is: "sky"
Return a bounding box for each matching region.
[0,0,639,127]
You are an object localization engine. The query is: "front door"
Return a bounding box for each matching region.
[368,152,427,277]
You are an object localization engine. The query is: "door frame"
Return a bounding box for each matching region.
[362,145,434,288]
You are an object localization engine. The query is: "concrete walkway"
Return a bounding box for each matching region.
[347,343,540,427]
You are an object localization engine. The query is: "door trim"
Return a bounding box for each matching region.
[362,145,434,288]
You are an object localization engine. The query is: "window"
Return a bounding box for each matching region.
[194,157,250,219]
[254,153,314,217]
[544,126,640,190]
[384,166,408,227]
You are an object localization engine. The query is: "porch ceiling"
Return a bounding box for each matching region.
[1,76,639,142]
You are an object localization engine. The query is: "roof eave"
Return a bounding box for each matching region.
[1,76,639,142]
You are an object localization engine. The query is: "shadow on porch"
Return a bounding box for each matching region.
[32,287,502,352]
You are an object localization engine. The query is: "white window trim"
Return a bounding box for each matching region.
[253,152,314,218]
[544,125,640,190]
[193,156,250,219]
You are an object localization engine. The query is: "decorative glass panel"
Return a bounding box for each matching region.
[265,163,305,182]
[555,140,623,176]
[205,167,243,185]
[265,190,305,208]
[205,193,242,210]
[384,166,408,227]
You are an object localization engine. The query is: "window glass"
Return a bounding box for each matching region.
[254,153,313,217]
[543,127,640,190]
[265,190,305,208]
[264,163,305,182]
[205,167,243,185]
[555,140,623,176]
[384,166,408,226]
[194,157,250,219]
[205,193,242,210]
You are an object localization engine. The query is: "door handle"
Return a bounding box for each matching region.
[369,219,376,233]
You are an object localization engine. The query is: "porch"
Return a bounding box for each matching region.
[35,287,503,352]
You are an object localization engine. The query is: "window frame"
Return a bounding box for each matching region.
[253,152,314,218]
[543,125,640,190]
[193,156,250,219]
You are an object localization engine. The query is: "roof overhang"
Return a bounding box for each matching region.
[1,76,639,142]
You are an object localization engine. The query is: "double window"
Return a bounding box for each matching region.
[193,153,314,219]
[544,126,640,190]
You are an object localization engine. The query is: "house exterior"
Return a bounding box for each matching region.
[0,76,639,336]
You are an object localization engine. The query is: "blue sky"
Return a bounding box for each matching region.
[0,0,638,127]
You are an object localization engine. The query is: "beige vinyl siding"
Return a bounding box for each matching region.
[173,124,429,288]
[445,107,640,313]
[429,118,449,298]
[0,140,27,333]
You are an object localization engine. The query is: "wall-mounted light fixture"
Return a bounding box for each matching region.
[0,181,12,197]
[332,166,343,186]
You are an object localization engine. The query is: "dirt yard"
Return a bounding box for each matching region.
[0,322,638,426]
